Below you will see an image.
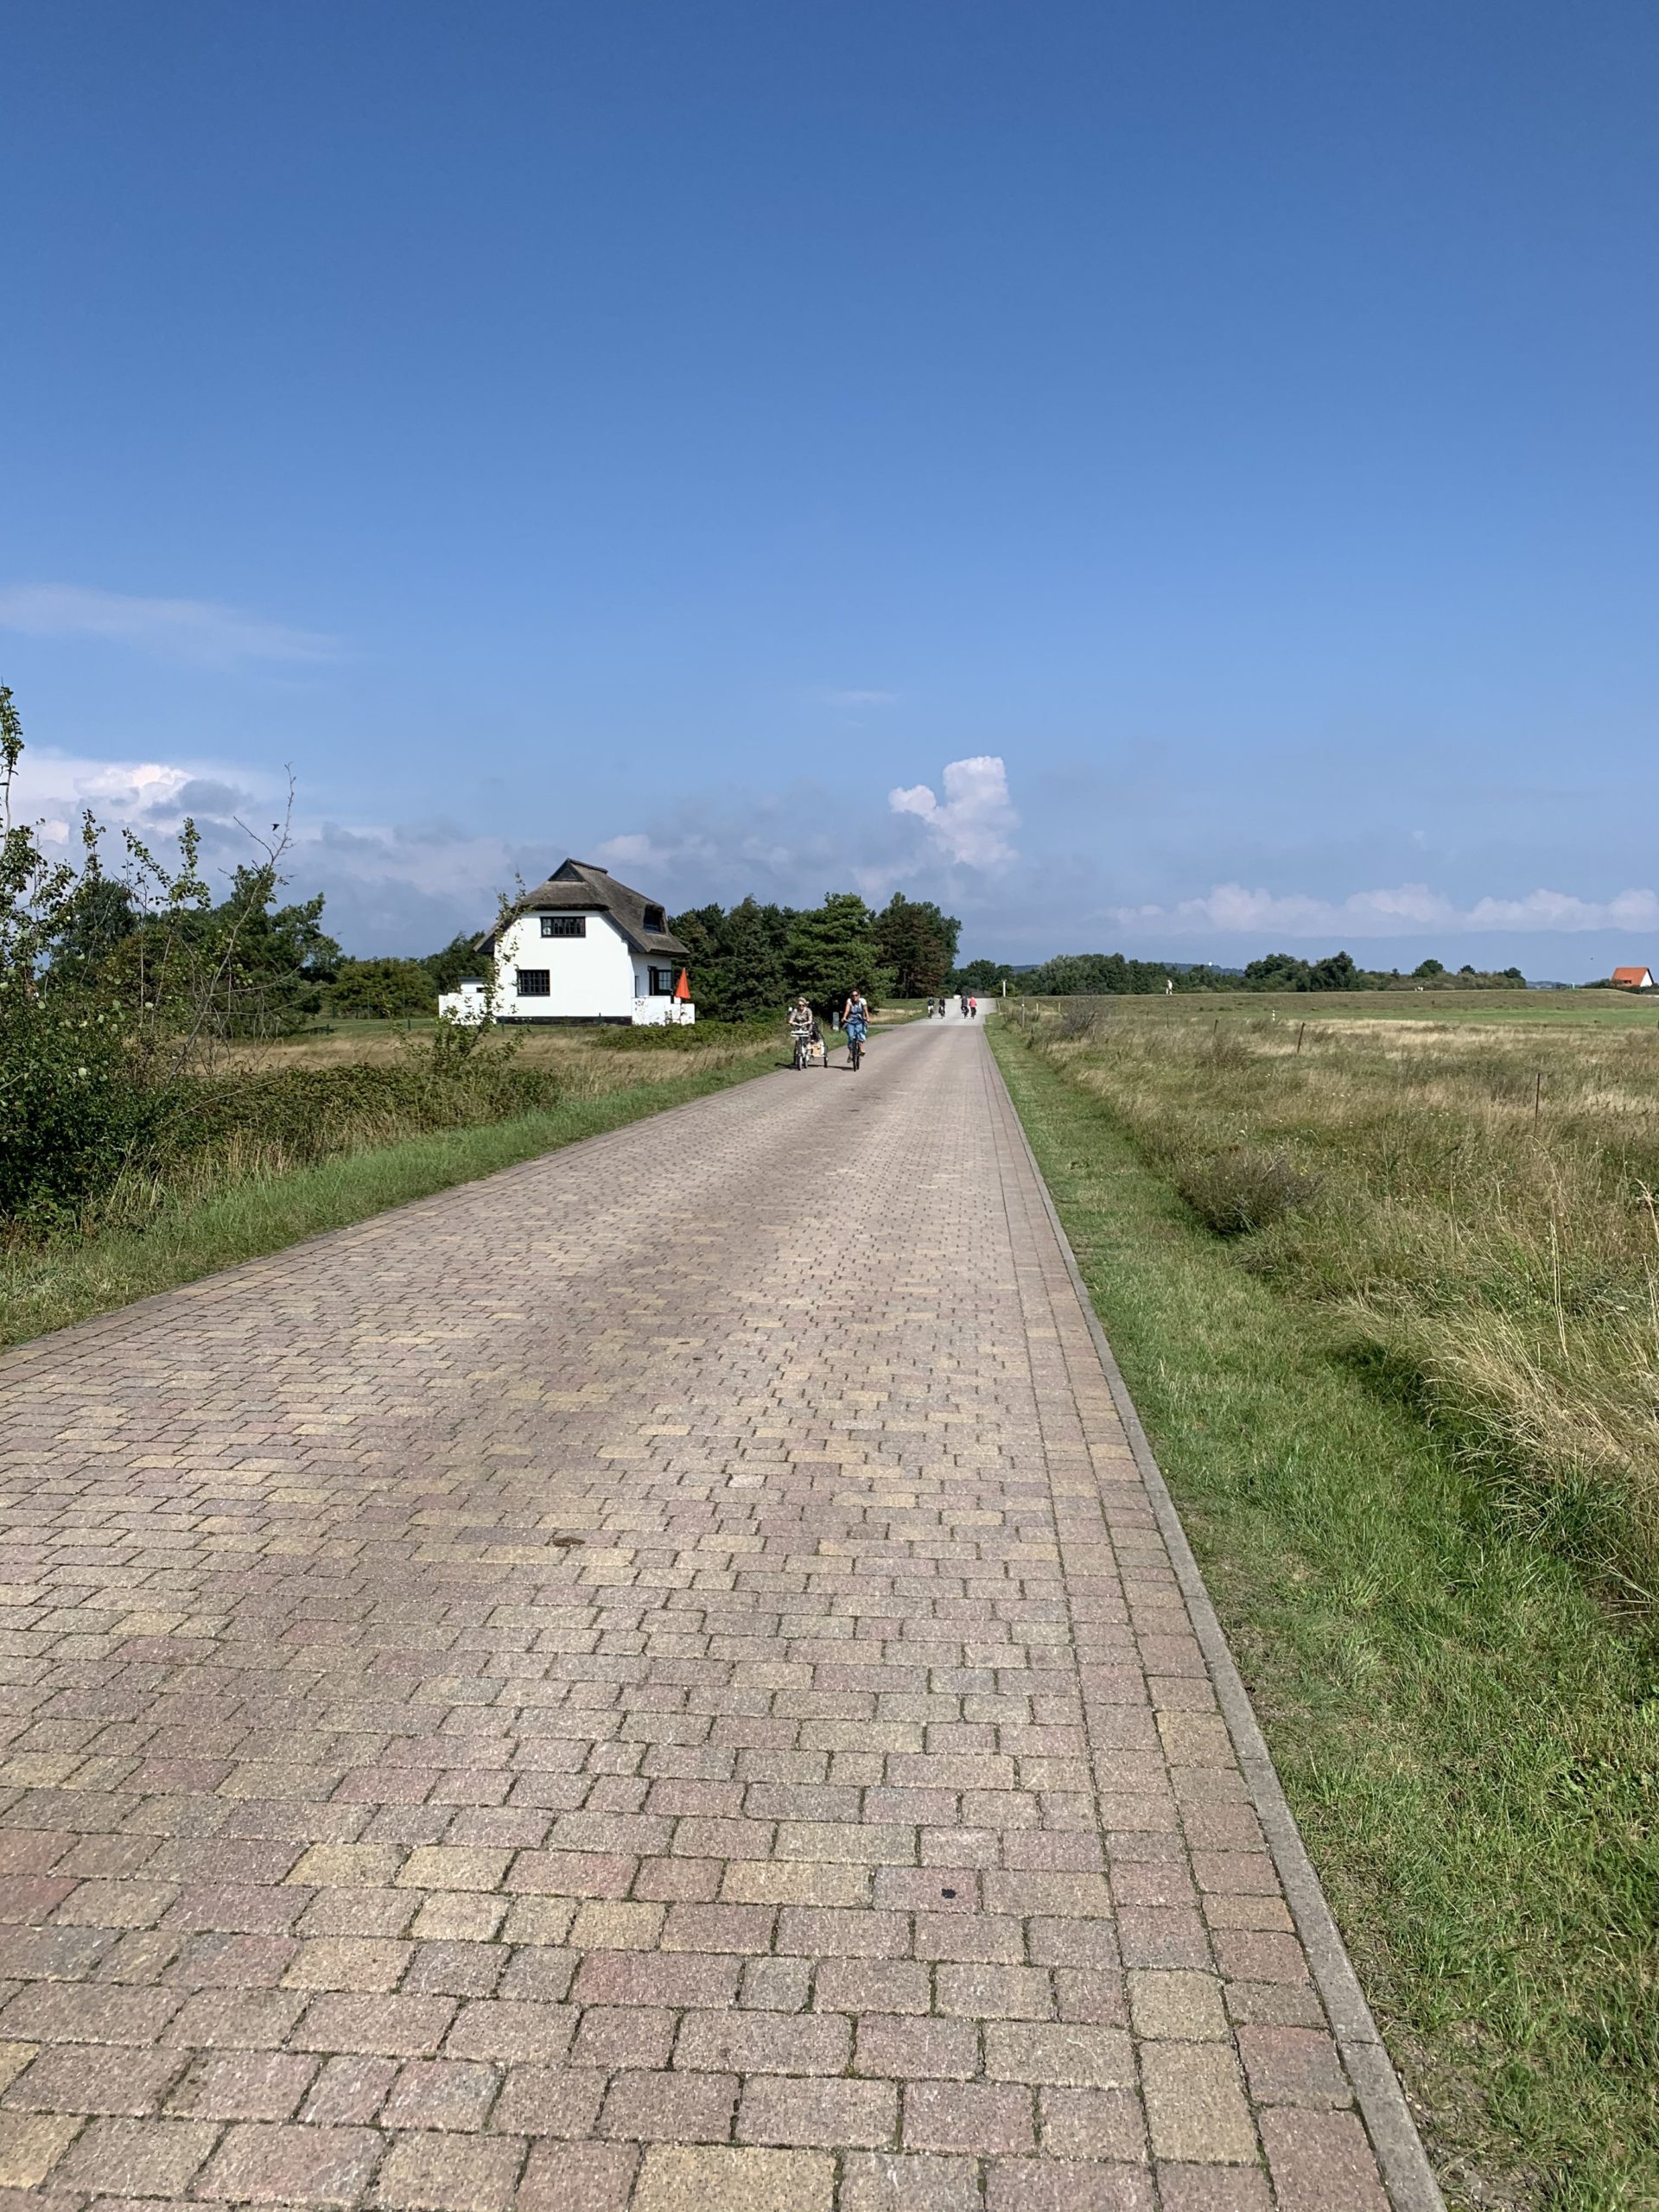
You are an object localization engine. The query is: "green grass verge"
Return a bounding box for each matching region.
[1,1049,777,1351]
[989,1024,1658,2212]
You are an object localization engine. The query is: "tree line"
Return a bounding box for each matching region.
[960,949,1529,995]
[280,889,964,1023]
[671,891,960,1020]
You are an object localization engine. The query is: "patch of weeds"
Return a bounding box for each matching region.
[1176,1145,1322,1236]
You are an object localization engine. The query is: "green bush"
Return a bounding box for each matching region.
[588,1015,777,1052]
[143,1055,563,1176]
[1176,1146,1322,1236]
[0,988,164,1227]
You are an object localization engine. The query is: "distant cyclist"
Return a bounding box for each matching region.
[841,988,869,1070]
[788,995,815,1069]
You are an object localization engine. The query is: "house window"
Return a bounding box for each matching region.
[516,969,550,995]
[647,968,676,996]
[540,915,585,938]
[644,906,665,931]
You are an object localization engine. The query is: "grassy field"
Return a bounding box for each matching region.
[989,1005,1658,2209]
[1007,986,1659,1029]
[1,1023,782,1349]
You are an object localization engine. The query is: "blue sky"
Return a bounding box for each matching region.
[4,2,1656,975]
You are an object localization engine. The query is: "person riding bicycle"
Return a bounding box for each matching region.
[788,995,815,1067]
[841,988,869,1067]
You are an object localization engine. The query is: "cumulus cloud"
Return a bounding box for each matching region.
[9,751,205,847]
[0,583,334,666]
[1111,881,1659,938]
[889,755,1018,870]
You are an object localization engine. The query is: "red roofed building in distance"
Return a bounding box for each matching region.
[1611,966,1656,989]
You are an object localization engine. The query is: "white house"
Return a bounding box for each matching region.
[440,859,695,1026]
[1611,965,1656,991]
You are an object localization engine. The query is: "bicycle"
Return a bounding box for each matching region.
[791,1030,811,1071]
[846,1025,865,1072]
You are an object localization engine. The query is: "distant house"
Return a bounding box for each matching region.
[440,859,694,1026]
[1611,965,1656,990]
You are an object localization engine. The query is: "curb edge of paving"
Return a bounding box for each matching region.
[987,1042,1446,2212]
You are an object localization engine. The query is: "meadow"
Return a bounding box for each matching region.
[1014,989,1659,1585]
[991,995,1659,2209]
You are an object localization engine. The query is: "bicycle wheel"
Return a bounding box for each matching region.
[850,1034,862,1071]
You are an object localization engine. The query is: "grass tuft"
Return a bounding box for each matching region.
[1175,1144,1322,1236]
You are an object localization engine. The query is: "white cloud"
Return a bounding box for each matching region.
[1111,881,1659,939]
[0,583,334,666]
[889,754,1018,870]
[591,832,673,872]
[10,751,202,845]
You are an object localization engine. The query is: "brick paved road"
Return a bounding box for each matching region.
[0,1023,1418,2211]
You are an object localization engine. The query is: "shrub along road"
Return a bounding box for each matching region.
[0,1020,1429,2209]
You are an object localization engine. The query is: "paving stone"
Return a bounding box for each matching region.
[1157,2164,1274,2212]
[516,2138,639,2209]
[1236,2025,1353,2109]
[4,2044,188,2115]
[1141,2044,1259,2164]
[196,2119,382,2204]
[380,2058,499,2132]
[493,2063,606,2136]
[676,2011,850,2076]
[1259,2109,1390,2210]
[905,2081,1036,2154]
[838,2151,981,2211]
[0,2113,80,2189]
[372,2128,524,2210]
[166,2049,319,2120]
[54,2114,219,2196]
[0,1024,1423,2211]
[984,2158,1155,2210]
[600,2069,738,2142]
[1127,1970,1230,2042]
[632,2143,834,2212]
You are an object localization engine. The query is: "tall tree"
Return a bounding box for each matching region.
[715,897,790,1018]
[667,897,791,1019]
[784,892,888,1013]
[874,893,960,997]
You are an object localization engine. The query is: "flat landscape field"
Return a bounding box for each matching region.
[991,995,1659,2209]
[1009,985,1659,1027]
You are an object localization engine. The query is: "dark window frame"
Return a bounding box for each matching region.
[515,969,551,996]
[646,967,676,996]
[540,914,586,938]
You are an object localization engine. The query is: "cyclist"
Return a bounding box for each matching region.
[841,988,870,1070]
[788,995,815,1070]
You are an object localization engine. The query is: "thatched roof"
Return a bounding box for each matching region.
[476,860,689,961]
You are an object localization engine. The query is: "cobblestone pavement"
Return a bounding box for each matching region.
[0,1024,1419,2210]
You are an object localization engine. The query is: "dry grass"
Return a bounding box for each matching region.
[1013,1002,1659,1590]
[220,1026,753,1080]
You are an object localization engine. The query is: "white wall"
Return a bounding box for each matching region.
[494,911,637,1020]
[455,911,693,1022]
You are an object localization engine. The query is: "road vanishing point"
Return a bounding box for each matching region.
[0,1017,1438,2212]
